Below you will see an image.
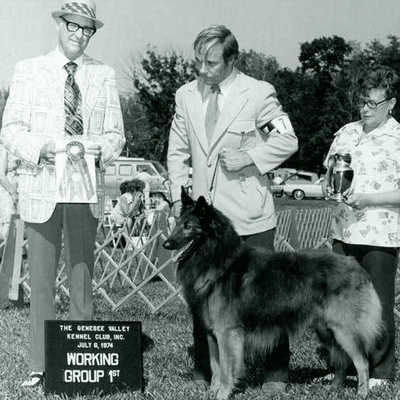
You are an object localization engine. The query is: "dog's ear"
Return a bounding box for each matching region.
[181,186,194,208]
[194,196,208,220]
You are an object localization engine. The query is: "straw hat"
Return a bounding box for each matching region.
[51,0,104,29]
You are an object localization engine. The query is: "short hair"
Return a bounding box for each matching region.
[119,181,130,194]
[193,25,239,63]
[357,65,399,99]
[128,179,146,193]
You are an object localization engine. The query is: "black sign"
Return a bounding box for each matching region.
[45,320,143,396]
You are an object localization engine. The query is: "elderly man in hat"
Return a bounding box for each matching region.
[0,0,125,387]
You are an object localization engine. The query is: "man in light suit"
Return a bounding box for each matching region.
[167,25,298,395]
[0,0,125,387]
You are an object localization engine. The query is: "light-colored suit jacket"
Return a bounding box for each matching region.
[0,49,125,223]
[168,70,298,235]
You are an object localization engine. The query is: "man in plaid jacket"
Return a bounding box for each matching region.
[0,0,125,387]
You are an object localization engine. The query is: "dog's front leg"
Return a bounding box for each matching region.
[214,327,245,400]
[208,333,221,396]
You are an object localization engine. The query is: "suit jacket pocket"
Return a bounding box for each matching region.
[226,120,256,150]
[237,170,267,220]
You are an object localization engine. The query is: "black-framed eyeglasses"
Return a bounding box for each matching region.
[60,16,96,38]
[356,98,390,109]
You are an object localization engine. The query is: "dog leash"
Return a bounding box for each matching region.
[208,154,220,204]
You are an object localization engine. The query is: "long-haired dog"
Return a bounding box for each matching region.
[163,188,383,399]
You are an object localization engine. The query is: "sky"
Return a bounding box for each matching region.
[1,0,400,92]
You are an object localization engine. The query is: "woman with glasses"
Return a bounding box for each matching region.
[322,65,400,390]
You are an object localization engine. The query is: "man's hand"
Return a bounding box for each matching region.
[171,200,182,219]
[40,141,56,165]
[85,143,102,162]
[219,150,253,172]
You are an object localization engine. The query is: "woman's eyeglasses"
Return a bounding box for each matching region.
[356,98,390,109]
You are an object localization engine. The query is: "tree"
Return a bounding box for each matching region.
[299,35,352,75]
[119,95,152,158]
[363,35,400,72]
[236,50,280,82]
[289,36,355,173]
[123,48,197,163]
[118,35,400,172]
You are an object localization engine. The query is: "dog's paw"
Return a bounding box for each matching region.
[211,385,233,400]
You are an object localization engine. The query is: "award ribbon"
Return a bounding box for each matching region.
[59,141,95,201]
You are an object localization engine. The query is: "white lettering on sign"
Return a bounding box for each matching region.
[95,334,111,340]
[64,369,105,383]
[77,325,105,332]
[66,352,119,366]
[108,325,130,332]
[66,333,92,340]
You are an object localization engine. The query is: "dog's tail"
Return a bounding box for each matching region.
[320,259,384,364]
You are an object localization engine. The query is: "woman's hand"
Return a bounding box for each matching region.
[132,192,143,209]
[321,177,333,199]
[343,192,369,210]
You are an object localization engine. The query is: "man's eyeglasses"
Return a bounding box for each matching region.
[60,16,96,38]
[356,98,390,109]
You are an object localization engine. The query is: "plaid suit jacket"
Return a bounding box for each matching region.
[0,49,125,223]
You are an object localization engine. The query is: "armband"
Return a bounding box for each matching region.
[261,115,293,134]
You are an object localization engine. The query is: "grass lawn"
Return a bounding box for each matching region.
[1,198,400,399]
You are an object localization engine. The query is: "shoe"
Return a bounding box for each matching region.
[262,381,287,394]
[369,378,389,389]
[21,372,44,387]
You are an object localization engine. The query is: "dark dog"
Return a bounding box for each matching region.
[163,188,383,399]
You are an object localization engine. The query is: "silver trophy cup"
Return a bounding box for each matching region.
[329,153,354,202]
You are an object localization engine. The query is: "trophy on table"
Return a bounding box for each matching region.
[328,153,354,202]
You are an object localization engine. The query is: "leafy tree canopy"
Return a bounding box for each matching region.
[2,35,400,174]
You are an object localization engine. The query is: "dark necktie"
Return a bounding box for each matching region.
[64,62,83,136]
[205,84,221,142]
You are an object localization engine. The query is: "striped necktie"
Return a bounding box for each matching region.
[205,84,221,142]
[64,62,83,136]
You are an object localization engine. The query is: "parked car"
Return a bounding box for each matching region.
[104,157,170,207]
[272,169,319,184]
[274,177,325,200]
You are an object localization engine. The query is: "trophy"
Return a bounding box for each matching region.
[328,153,354,202]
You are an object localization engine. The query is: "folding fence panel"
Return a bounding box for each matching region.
[3,207,400,317]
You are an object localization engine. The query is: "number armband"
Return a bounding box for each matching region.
[261,115,293,134]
